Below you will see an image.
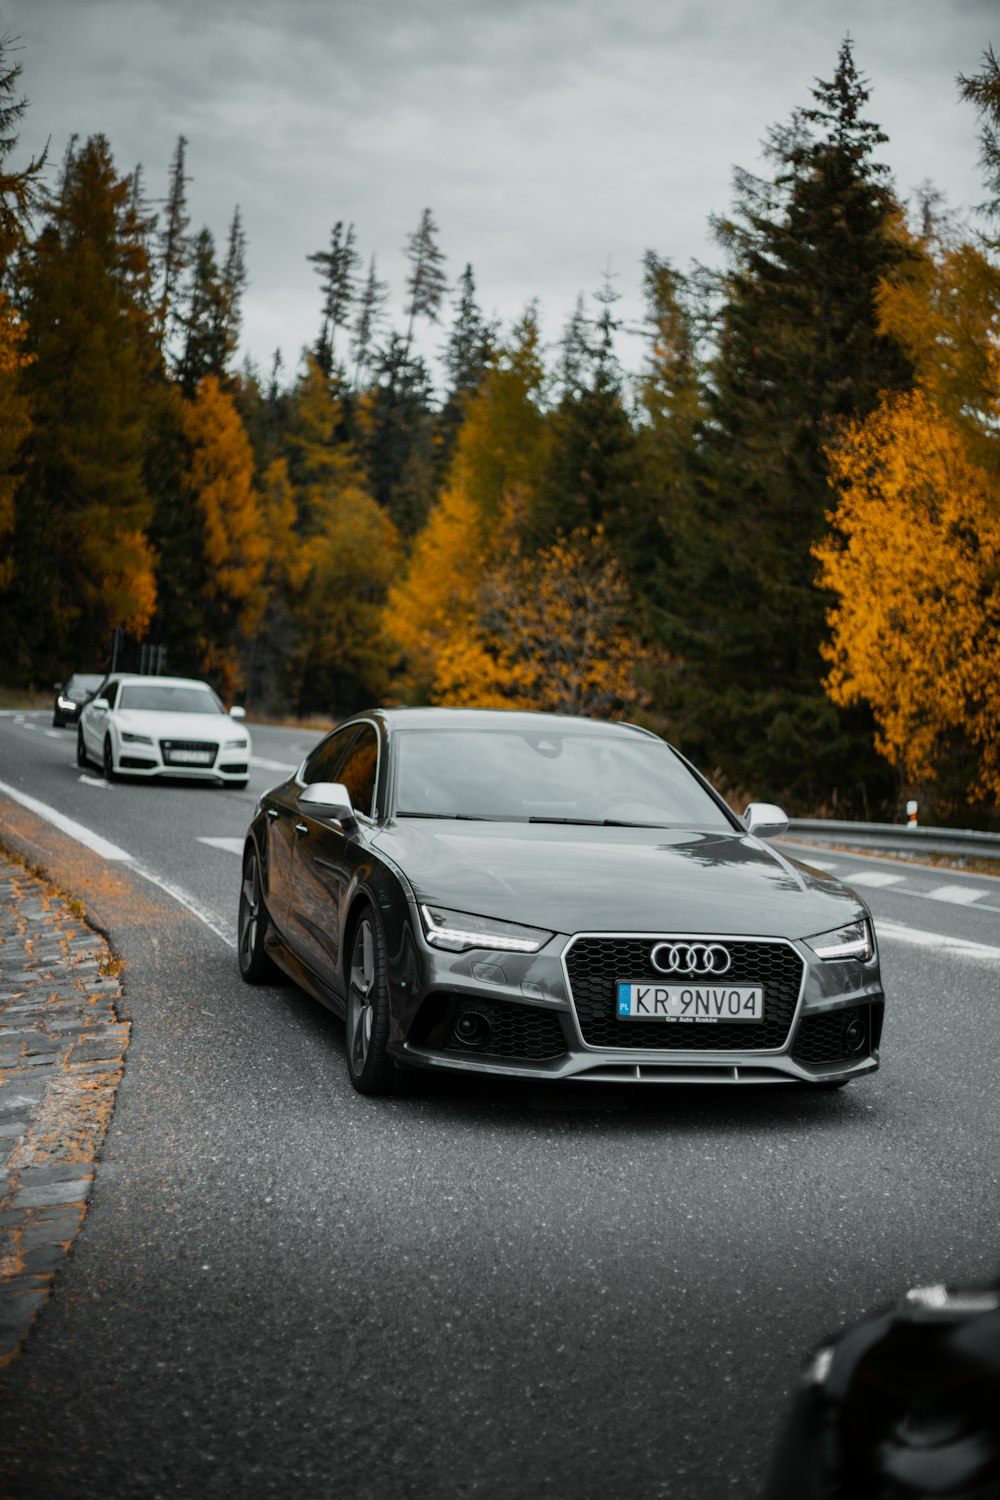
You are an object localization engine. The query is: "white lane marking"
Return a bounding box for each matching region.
[876,918,1000,962]
[842,869,906,888]
[45,730,63,739]
[197,836,245,856]
[0,778,131,860]
[79,774,111,790]
[250,755,296,773]
[0,779,235,948]
[924,884,986,906]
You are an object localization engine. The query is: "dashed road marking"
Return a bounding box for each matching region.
[842,869,906,888]
[924,884,987,906]
[79,774,111,790]
[197,836,245,856]
[251,755,296,773]
[876,918,1000,961]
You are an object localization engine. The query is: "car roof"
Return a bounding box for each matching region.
[359,706,658,738]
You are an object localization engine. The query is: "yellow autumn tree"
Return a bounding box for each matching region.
[433,518,661,718]
[181,375,267,697]
[816,388,1000,805]
[382,309,548,698]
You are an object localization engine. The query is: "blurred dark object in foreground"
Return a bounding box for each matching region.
[762,1280,1000,1499]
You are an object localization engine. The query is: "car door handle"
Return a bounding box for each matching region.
[294,823,309,836]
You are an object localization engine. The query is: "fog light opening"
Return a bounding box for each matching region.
[453,1010,492,1050]
[844,1015,867,1054]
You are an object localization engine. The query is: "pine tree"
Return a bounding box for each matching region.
[7,135,158,678]
[959,44,1000,222]
[351,254,388,389]
[359,332,435,536]
[0,32,45,597]
[680,38,917,810]
[156,134,190,356]
[402,207,447,359]
[176,210,246,394]
[434,262,496,476]
[308,219,359,374]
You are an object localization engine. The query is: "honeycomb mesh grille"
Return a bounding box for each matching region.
[444,1001,567,1061]
[565,936,803,1052]
[791,1004,869,1066]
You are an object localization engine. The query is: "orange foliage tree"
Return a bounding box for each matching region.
[433,518,661,718]
[816,388,1000,805]
[180,375,267,697]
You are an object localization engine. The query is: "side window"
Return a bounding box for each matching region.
[301,726,358,787]
[102,680,120,708]
[338,725,378,818]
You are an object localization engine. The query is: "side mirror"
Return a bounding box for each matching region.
[91,697,110,713]
[297,781,357,828]
[743,802,789,839]
[229,705,246,720]
[53,682,63,692]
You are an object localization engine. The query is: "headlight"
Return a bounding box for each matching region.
[224,738,248,749]
[805,918,874,962]
[121,731,154,745]
[420,903,553,953]
[58,696,75,710]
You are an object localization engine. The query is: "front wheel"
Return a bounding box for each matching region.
[345,908,397,1095]
[102,735,117,781]
[238,847,279,982]
[77,728,88,768]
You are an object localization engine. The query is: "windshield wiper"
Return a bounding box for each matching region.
[394,811,489,821]
[527,816,669,828]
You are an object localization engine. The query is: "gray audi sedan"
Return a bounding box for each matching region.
[238,707,884,1094]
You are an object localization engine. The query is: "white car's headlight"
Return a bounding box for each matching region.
[58,696,75,710]
[224,738,249,749]
[121,731,154,745]
[420,903,553,954]
[805,918,874,962]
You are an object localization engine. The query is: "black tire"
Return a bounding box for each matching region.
[52,713,62,728]
[345,906,397,1095]
[237,847,279,983]
[76,728,88,768]
[102,735,117,782]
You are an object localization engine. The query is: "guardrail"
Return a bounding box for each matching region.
[785,818,1000,863]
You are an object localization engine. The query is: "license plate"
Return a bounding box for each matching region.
[168,749,213,765]
[616,982,763,1023]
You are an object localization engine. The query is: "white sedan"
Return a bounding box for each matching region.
[77,674,251,786]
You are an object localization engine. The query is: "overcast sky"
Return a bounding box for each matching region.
[4,0,997,388]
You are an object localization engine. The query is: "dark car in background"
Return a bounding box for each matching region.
[238,707,885,1095]
[52,673,105,727]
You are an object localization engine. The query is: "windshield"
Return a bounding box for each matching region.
[392,727,735,828]
[67,675,104,695]
[118,683,223,715]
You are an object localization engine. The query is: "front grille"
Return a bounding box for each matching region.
[444,1001,567,1061]
[159,739,218,767]
[791,1004,870,1066]
[565,936,803,1052]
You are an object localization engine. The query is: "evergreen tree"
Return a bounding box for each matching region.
[959,44,1000,222]
[402,207,447,359]
[435,262,496,475]
[7,135,158,678]
[351,254,388,389]
[308,219,359,374]
[0,33,46,596]
[176,210,246,394]
[359,332,435,536]
[156,134,191,355]
[680,39,917,810]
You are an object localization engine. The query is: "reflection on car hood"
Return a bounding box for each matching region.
[110,709,249,741]
[372,821,864,938]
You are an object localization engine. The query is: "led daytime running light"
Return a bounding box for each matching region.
[420,904,546,953]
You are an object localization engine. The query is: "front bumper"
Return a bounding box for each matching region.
[116,738,249,781]
[389,926,884,1086]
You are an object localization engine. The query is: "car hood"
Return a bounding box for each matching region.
[110,709,250,742]
[371,821,865,939]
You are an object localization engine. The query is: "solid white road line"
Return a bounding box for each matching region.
[0,778,236,948]
[0,778,132,860]
[197,836,246,856]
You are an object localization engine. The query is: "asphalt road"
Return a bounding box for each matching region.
[1,709,999,1499]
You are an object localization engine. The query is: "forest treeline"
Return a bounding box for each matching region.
[1,38,1000,822]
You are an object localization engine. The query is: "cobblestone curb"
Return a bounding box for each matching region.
[0,855,130,1368]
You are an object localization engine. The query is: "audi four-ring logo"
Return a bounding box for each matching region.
[650,942,732,976]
